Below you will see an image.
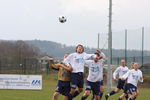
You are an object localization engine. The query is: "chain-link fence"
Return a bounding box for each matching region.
[112,56,150,66]
[0,57,55,74]
[0,56,149,74]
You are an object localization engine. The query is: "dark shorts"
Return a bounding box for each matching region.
[86,80,100,95]
[99,80,104,86]
[124,83,137,94]
[55,80,71,96]
[70,73,84,89]
[98,80,104,93]
[117,79,126,90]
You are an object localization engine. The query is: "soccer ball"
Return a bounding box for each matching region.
[59,16,67,23]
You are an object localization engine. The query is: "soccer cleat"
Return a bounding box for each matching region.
[105,95,109,100]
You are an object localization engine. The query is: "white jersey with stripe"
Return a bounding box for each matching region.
[113,66,129,79]
[122,69,143,86]
[65,52,95,73]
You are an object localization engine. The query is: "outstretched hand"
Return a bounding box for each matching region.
[96,49,101,53]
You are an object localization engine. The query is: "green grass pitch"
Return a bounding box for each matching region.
[0,74,150,100]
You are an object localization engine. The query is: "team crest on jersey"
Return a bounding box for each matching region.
[75,58,84,63]
[91,66,99,72]
[132,73,138,80]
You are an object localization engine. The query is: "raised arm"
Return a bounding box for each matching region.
[83,53,96,60]
[59,64,73,71]
[64,53,73,66]
[100,52,106,60]
[51,64,59,70]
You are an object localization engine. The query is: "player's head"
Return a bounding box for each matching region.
[131,62,135,69]
[94,52,100,62]
[76,44,84,53]
[64,53,69,59]
[120,59,126,66]
[133,62,139,70]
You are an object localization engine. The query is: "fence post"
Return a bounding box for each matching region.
[0,57,1,73]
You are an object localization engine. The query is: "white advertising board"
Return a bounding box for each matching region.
[0,74,42,90]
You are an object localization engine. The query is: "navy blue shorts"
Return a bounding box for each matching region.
[124,83,137,94]
[55,80,71,96]
[99,80,104,86]
[98,80,104,93]
[86,80,100,95]
[117,79,125,90]
[70,73,84,89]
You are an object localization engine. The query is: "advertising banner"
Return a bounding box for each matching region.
[0,74,42,90]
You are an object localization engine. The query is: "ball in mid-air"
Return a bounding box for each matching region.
[59,16,67,23]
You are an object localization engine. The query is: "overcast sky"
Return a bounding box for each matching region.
[0,0,150,50]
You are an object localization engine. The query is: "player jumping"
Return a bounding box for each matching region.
[65,44,96,100]
[81,51,106,100]
[52,54,73,100]
[91,50,106,100]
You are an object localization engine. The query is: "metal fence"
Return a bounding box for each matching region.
[0,56,149,74]
[112,56,150,66]
[0,57,55,74]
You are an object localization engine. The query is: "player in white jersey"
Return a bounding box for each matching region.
[90,50,106,100]
[65,44,96,100]
[118,62,143,100]
[105,60,129,100]
[128,62,139,99]
[129,62,139,100]
[80,52,106,100]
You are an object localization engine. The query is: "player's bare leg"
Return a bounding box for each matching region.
[68,88,75,100]
[95,95,100,100]
[118,93,127,100]
[52,92,60,100]
[133,89,139,100]
[81,90,91,100]
[68,88,83,100]
[128,92,137,100]
[100,85,104,99]
[64,96,69,100]
[73,88,83,97]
